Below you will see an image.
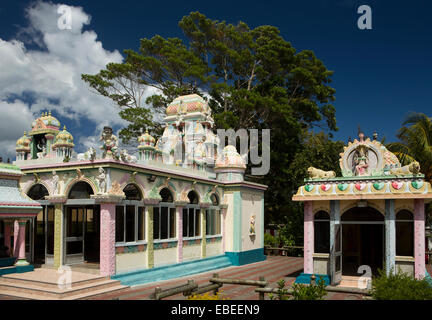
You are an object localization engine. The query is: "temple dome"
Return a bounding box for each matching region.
[215,145,246,170]
[16,131,31,152]
[138,129,155,149]
[30,111,61,136]
[166,94,210,116]
[31,111,61,129]
[53,125,74,148]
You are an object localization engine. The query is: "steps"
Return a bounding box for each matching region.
[338,275,371,289]
[0,269,129,300]
[113,255,233,287]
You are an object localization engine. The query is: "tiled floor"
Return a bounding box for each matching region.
[88,256,365,300]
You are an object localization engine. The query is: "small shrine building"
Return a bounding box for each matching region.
[293,131,432,285]
[3,94,266,279]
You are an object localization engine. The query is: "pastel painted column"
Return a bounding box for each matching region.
[303,201,314,274]
[200,205,209,258]
[330,200,340,285]
[15,220,29,266]
[53,203,63,268]
[13,220,19,258]
[174,201,187,263]
[385,199,396,275]
[414,199,425,279]
[100,203,116,277]
[4,220,12,256]
[143,199,159,269]
[220,204,228,253]
[233,191,242,253]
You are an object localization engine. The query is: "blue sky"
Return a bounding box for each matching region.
[0,0,431,158]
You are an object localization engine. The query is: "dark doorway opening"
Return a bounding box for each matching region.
[342,224,384,276]
[341,206,384,277]
[65,205,100,264]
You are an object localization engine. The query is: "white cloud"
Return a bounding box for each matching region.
[0,1,133,158]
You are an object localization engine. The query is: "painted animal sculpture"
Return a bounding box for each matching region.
[307,166,336,179]
[390,161,421,175]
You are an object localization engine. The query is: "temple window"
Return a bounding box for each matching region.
[68,181,93,199]
[27,184,49,200]
[183,191,201,238]
[206,194,221,236]
[396,210,414,257]
[153,188,176,240]
[314,211,330,254]
[115,184,145,243]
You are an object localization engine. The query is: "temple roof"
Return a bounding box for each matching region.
[0,164,42,214]
[292,131,432,202]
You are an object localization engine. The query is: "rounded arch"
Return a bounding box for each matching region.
[122,183,143,201]
[159,187,174,202]
[341,202,385,217]
[210,193,219,206]
[341,206,384,222]
[314,210,330,220]
[67,181,95,199]
[396,209,413,221]
[27,183,50,200]
[187,190,200,204]
[64,178,97,198]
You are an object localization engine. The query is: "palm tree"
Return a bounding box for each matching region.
[387,112,432,182]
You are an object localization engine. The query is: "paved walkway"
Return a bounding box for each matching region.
[89,256,365,300]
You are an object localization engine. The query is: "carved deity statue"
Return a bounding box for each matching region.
[100,126,119,159]
[353,131,370,176]
[97,167,106,194]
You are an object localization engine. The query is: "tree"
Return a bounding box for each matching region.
[387,112,432,182]
[387,112,432,225]
[82,35,210,142]
[81,12,339,227]
[270,131,344,243]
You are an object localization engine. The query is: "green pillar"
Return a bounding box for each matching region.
[53,203,63,268]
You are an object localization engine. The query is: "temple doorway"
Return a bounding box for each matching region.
[341,207,384,276]
[64,206,100,265]
[64,181,100,266]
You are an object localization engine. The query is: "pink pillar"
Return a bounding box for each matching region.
[100,203,116,277]
[13,220,19,258]
[15,220,29,266]
[304,201,314,274]
[177,206,183,263]
[414,199,425,279]
[4,221,12,256]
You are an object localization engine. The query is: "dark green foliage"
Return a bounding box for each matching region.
[81,12,340,232]
[387,112,432,224]
[269,277,327,300]
[371,269,432,300]
[264,233,277,247]
[291,276,327,300]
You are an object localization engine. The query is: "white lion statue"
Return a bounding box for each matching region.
[390,161,421,176]
[77,147,97,161]
[307,166,336,179]
[120,149,137,163]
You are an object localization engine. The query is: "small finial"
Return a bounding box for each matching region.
[63,125,66,130]
[23,131,27,135]
[373,131,378,140]
[49,111,51,116]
